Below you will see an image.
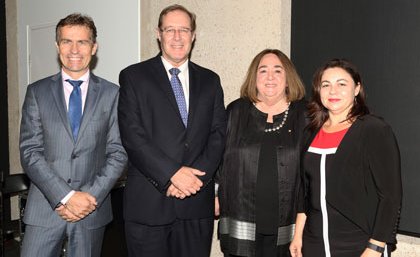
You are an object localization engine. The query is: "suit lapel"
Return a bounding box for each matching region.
[50,73,74,141]
[187,62,201,129]
[152,56,187,127]
[76,74,100,144]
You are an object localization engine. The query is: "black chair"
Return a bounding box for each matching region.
[1,173,30,256]
[2,173,30,195]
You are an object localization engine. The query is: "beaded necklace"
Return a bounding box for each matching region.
[264,102,290,133]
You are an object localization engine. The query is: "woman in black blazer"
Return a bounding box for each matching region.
[217,49,307,257]
[290,59,402,257]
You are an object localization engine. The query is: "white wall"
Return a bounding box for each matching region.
[7,0,140,173]
[7,0,140,220]
[16,0,140,107]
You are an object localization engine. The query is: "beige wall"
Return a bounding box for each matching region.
[140,2,291,255]
[6,0,21,174]
[140,0,291,105]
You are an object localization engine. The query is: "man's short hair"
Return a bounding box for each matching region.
[56,13,97,43]
[158,4,196,32]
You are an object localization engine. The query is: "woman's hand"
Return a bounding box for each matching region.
[290,213,307,257]
[361,239,385,257]
[289,237,303,257]
[360,248,383,257]
[215,196,220,217]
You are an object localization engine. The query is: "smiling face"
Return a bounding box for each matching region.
[320,67,361,118]
[56,25,97,79]
[256,53,288,104]
[157,10,195,67]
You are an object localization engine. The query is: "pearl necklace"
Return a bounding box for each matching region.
[264,102,290,133]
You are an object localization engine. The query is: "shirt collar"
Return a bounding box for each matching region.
[161,56,189,74]
[61,70,90,83]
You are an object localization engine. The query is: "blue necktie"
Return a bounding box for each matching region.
[66,79,83,140]
[169,68,188,127]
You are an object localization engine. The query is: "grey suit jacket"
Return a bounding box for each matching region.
[20,72,127,229]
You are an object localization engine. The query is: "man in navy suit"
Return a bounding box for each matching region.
[118,4,227,257]
[20,13,127,257]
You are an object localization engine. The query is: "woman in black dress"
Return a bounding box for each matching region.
[290,59,402,257]
[216,49,307,257]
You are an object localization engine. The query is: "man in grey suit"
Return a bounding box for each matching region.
[19,13,127,257]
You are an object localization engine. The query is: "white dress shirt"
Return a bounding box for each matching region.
[161,56,190,111]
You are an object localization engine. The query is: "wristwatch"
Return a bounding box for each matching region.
[366,242,385,253]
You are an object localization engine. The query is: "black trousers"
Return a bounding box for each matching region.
[125,218,214,257]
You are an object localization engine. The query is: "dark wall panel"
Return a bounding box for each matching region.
[291,0,420,236]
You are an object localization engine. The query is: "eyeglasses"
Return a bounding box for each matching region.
[160,27,192,37]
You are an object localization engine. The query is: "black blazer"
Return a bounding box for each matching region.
[218,98,307,224]
[217,98,308,255]
[302,114,402,244]
[118,55,227,225]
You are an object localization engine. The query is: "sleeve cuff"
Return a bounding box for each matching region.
[61,190,75,205]
[215,183,219,196]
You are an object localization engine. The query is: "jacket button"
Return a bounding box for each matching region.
[184,143,189,149]
[67,179,71,183]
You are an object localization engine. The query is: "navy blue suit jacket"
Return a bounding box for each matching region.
[118,55,227,225]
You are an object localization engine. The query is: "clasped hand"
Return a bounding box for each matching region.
[55,191,97,222]
[166,166,205,199]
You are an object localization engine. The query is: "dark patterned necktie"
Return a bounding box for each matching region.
[169,68,188,127]
[66,79,83,140]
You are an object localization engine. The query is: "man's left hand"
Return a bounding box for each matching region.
[55,205,81,222]
[166,184,187,199]
[65,191,97,219]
